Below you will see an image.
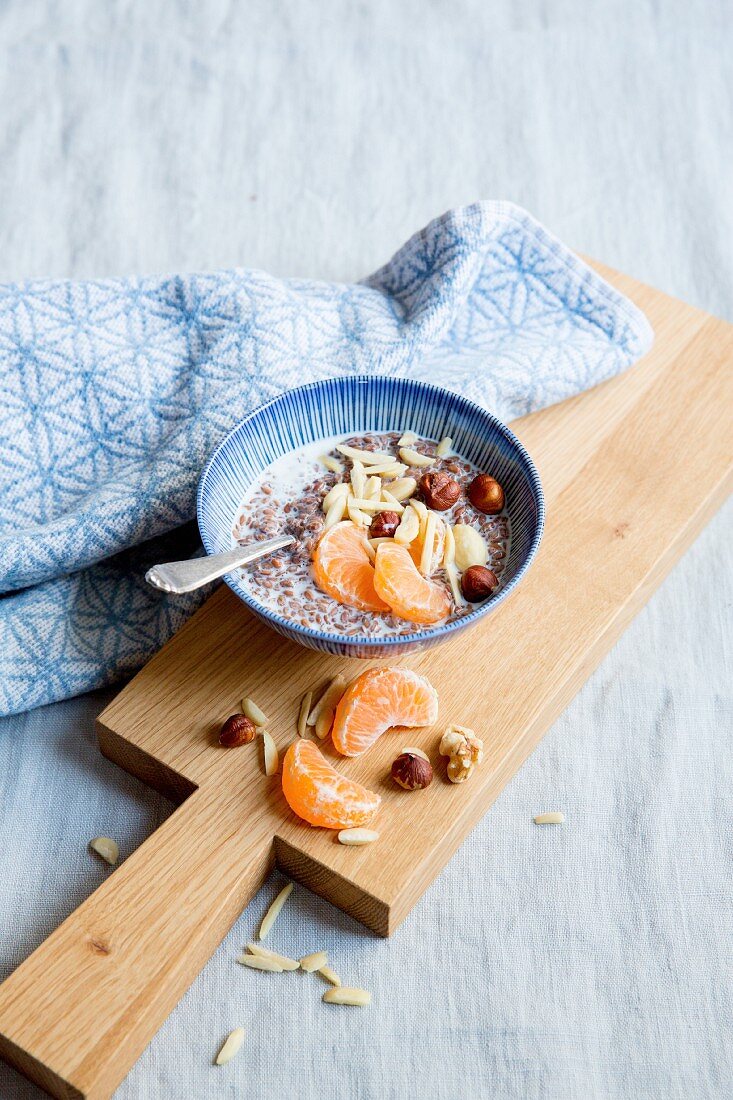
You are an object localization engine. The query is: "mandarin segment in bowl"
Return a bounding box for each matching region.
[281,739,381,829]
[374,541,451,624]
[312,520,390,613]
[331,666,439,757]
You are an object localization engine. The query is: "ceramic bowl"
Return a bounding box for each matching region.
[197,375,544,657]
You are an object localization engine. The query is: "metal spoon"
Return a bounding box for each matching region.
[144,534,295,595]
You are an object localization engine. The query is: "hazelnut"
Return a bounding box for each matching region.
[391,751,434,790]
[461,565,499,602]
[368,510,401,539]
[219,713,257,747]
[468,474,505,514]
[419,471,461,511]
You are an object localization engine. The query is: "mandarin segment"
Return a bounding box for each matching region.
[312,520,390,613]
[281,739,381,829]
[331,666,439,757]
[374,541,451,624]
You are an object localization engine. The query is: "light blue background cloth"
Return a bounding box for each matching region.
[0,202,651,717]
[0,2,730,1098]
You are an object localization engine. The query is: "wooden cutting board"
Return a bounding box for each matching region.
[0,261,731,1099]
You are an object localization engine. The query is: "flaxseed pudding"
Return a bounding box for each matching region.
[231,431,510,636]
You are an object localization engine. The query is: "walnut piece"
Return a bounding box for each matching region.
[439,723,484,784]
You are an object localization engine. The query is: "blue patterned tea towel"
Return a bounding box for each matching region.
[0,202,653,715]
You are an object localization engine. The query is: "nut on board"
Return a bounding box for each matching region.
[391,751,434,790]
[219,713,257,747]
[439,724,484,783]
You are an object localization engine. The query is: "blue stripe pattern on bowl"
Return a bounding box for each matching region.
[197,376,544,657]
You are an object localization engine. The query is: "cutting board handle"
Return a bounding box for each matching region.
[0,786,275,1099]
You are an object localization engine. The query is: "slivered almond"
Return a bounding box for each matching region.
[381,489,405,512]
[365,475,381,501]
[337,444,394,465]
[436,436,453,458]
[323,987,371,1006]
[322,481,350,512]
[369,537,393,549]
[399,447,434,468]
[242,943,300,970]
[410,498,428,531]
[338,828,380,845]
[398,431,418,446]
[365,462,407,478]
[297,691,312,737]
[446,562,465,606]
[324,495,347,530]
[443,523,456,568]
[258,882,293,940]
[393,506,420,545]
[239,955,284,973]
[215,1027,245,1065]
[388,477,418,501]
[349,497,401,513]
[308,675,348,726]
[435,515,447,562]
[419,512,437,576]
[241,698,268,727]
[89,836,119,865]
[355,461,404,476]
[350,459,366,500]
[347,500,371,527]
[318,965,342,987]
[319,455,344,474]
[300,950,328,972]
[534,812,565,825]
[364,539,376,563]
[400,746,430,762]
[315,706,334,740]
[261,731,279,776]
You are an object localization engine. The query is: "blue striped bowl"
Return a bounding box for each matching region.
[197,376,544,657]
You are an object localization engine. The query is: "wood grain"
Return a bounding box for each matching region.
[0,263,730,1099]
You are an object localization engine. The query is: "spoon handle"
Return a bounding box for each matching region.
[145,535,295,595]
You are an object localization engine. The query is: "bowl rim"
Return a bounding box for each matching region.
[197,374,545,648]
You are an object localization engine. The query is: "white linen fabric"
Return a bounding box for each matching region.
[0,2,730,1098]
